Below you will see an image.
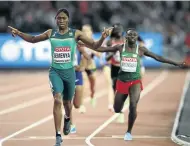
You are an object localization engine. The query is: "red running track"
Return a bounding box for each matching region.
[0,69,186,146]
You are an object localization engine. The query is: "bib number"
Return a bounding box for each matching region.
[54,47,71,63]
[121,57,137,72]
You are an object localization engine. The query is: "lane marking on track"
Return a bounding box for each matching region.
[0,95,52,115]
[171,70,190,146]
[0,89,107,145]
[4,135,170,141]
[0,84,47,101]
[85,70,169,146]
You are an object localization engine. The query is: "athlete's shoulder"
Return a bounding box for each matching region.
[68,27,77,38]
[49,29,57,37]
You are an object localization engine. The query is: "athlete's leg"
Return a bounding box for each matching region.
[62,69,76,135]
[69,85,83,134]
[111,65,125,123]
[87,71,95,98]
[49,68,63,145]
[103,65,114,111]
[85,69,96,107]
[76,71,86,113]
[124,83,141,141]
[73,85,83,108]
[113,91,128,113]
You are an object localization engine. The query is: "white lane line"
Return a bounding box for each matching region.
[85,70,168,146]
[4,135,170,141]
[171,70,190,146]
[0,95,52,115]
[112,135,170,139]
[0,89,107,145]
[0,84,47,101]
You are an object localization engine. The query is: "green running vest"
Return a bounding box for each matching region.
[49,28,77,69]
[117,43,141,82]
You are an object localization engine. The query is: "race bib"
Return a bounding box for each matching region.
[53,47,71,63]
[113,51,120,62]
[121,57,137,72]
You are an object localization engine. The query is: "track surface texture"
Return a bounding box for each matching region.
[0,69,187,146]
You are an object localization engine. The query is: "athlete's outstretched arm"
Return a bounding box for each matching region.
[8,26,51,43]
[140,46,185,67]
[138,36,145,47]
[75,27,113,50]
[95,44,122,53]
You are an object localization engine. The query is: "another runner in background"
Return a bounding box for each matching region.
[104,23,125,113]
[70,43,91,134]
[82,24,101,107]
[92,28,186,141]
[8,8,111,146]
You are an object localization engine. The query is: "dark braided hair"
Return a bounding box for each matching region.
[55,8,69,19]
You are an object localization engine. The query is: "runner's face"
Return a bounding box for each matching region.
[126,30,138,43]
[56,12,68,29]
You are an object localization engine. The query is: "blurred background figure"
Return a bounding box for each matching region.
[81,24,101,108]
[1,1,189,65]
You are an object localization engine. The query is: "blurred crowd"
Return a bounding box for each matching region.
[0,1,190,52]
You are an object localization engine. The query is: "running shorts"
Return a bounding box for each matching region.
[116,79,143,94]
[75,71,83,86]
[49,67,76,100]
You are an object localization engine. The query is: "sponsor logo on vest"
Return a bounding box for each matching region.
[122,57,137,62]
[55,47,70,52]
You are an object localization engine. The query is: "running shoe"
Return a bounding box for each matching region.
[90,97,96,108]
[124,132,133,141]
[54,135,63,146]
[70,124,77,134]
[63,116,71,135]
[79,105,86,113]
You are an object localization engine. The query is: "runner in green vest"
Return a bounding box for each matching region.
[8,8,112,146]
[91,29,186,141]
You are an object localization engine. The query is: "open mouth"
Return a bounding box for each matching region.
[60,23,65,26]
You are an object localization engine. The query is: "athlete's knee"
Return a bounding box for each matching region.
[73,102,80,109]
[54,93,62,105]
[63,100,72,107]
[114,105,122,113]
[73,98,80,109]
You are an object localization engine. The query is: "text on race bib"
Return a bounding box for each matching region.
[121,57,137,72]
[53,47,71,63]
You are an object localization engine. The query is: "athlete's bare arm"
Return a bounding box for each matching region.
[75,27,113,50]
[8,26,51,43]
[95,44,122,53]
[140,46,185,67]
